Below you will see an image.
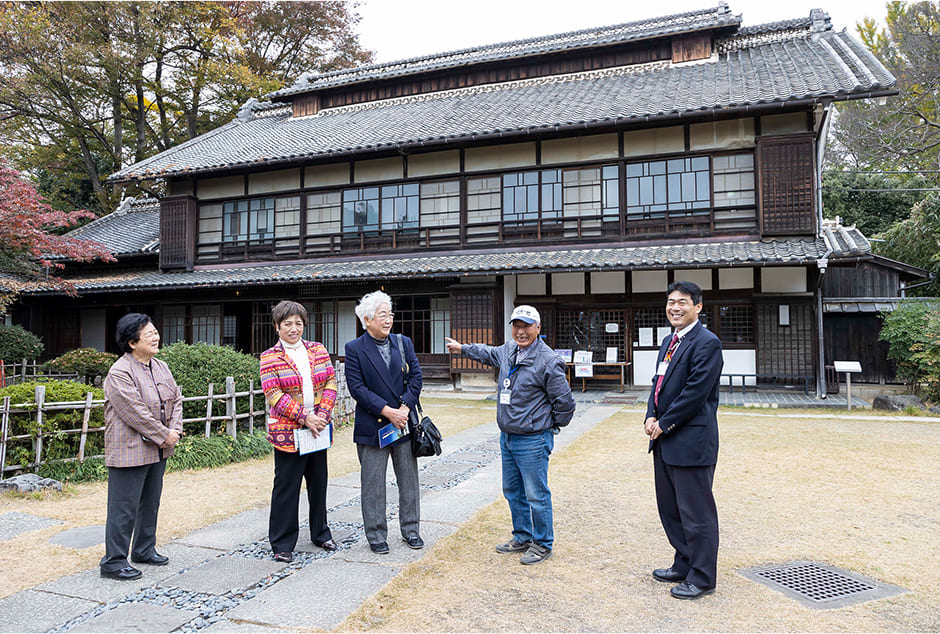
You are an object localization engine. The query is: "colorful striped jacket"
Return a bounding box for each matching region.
[260,340,337,452]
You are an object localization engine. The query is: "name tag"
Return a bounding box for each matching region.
[657,362,669,376]
[499,390,512,405]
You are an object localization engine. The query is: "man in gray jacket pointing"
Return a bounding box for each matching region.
[446,305,575,565]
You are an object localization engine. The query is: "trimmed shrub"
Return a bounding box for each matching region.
[880,300,940,400]
[156,342,260,435]
[0,380,105,470]
[0,324,43,364]
[44,348,118,383]
[35,431,272,483]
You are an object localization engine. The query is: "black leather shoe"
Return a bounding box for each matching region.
[273,551,294,563]
[315,539,338,552]
[671,581,715,600]
[370,541,390,554]
[403,535,424,550]
[653,567,686,582]
[100,566,142,580]
[132,553,169,566]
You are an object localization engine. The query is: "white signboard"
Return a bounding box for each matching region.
[574,364,594,377]
[657,327,672,343]
[573,350,593,364]
[606,347,618,363]
[833,361,862,373]
[605,323,619,333]
[639,328,654,347]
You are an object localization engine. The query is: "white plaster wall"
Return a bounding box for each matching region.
[632,270,668,293]
[590,271,625,294]
[465,142,536,172]
[355,157,404,183]
[624,126,684,157]
[720,349,757,386]
[718,267,753,289]
[689,119,755,150]
[503,276,518,343]
[517,273,547,296]
[552,272,585,295]
[673,269,712,291]
[761,113,808,135]
[761,267,807,293]
[305,163,350,188]
[633,350,660,386]
[541,134,618,164]
[197,175,243,200]
[409,150,460,177]
[248,168,301,195]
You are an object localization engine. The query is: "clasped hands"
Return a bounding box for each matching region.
[381,404,411,430]
[160,429,182,449]
[644,416,663,440]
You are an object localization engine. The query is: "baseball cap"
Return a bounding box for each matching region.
[509,305,540,325]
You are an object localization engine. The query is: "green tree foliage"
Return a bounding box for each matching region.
[155,342,260,434]
[880,300,940,400]
[0,380,105,470]
[0,1,373,212]
[0,324,43,363]
[876,193,940,296]
[821,171,928,236]
[44,348,118,383]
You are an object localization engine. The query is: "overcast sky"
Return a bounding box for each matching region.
[355,0,890,64]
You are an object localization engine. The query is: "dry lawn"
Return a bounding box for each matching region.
[340,407,940,632]
[0,396,491,599]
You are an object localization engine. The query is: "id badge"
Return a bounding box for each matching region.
[499,389,512,405]
[657,362,669,376]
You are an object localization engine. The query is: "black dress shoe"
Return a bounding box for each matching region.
[402,535,424,550]
[132,553,169,566]
[653,567,686,582]
[100,566,142,580]
[369,541,390,554]
[671,580,715,600]
[273,551,294,563]
[315,539,338,552]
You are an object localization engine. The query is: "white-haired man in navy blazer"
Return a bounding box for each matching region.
[645,280,723,600]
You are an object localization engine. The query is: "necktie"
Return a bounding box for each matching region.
[654,333,680,408]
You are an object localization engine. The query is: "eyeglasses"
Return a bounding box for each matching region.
[374,312,395,321]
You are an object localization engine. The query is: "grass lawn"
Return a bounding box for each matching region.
[339,406,940,632]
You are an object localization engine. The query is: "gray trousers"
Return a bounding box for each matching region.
[357,440,420,545]
[100,459,166,572]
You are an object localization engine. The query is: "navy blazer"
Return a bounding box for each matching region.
[645,321,723,467]
[345,333,423,447]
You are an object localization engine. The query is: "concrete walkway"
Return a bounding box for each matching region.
[0,397,621,634]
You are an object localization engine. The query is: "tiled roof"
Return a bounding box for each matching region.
[34,227,868,295]
[109,10,895,183]
[65,197,160,256]
[267,4,742,98]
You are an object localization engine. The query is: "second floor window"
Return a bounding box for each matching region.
[222,196,299,244]
[343,184,419,233]
[626,157,711,221]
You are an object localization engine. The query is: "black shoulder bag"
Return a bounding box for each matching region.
[396,334,442,457]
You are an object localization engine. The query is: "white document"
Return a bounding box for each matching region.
[657,327,672,343]
[293,423,333,454]
[605,322,619,333]
[639,328,654,347]
[573,350,593,364]
[574,364,594,377]
[606,347,618,363]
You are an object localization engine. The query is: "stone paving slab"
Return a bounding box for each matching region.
[327,503,363,524]
[443,450,491,462]
[0,589,98,633]
[177,507,268,551]
[202,618,288,632]
[341,518,456,565]
[294,527,355,553]
[38,543,221,603]
[163,555,286,595]
[0,511,62,541]
[67,602,198,633]
[224,559,401,631]
[421,460,478,477]
[420,462,502,525]
[48,524,104,549]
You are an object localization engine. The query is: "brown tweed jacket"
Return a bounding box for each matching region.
[103,353,183,468]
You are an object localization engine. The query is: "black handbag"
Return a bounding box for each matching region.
[396,334,442,457]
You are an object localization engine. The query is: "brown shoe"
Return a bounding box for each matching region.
[273,551,293,563]
[315,539,338,552]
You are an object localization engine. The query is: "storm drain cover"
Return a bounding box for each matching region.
[739,561,908,609]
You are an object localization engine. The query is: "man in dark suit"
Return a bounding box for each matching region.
[645,280,723,600]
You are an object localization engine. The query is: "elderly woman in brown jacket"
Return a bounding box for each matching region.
[99,313,183,580]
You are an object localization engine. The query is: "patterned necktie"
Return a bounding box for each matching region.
[654,333,681,407]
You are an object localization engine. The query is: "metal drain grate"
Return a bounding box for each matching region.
[739,561,908,609]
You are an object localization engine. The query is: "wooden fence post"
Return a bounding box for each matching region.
[34,384,45,468]
[78,391,94,462]
[225,377,236,439]
[0,396,10,480]
[248,379,255,435]
[204,383,214,438]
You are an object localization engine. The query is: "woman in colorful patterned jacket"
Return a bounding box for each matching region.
[260,300,338,563]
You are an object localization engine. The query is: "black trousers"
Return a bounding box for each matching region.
[653,443,719,589]
[269,448,331,553]
[100,459,166,572]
